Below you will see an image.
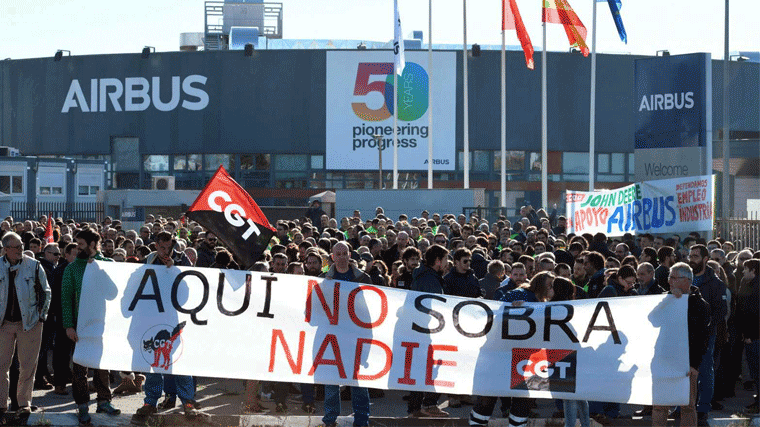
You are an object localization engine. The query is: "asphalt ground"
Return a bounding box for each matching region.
[5,374,759,426]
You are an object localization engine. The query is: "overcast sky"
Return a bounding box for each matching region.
[1,0,756,60]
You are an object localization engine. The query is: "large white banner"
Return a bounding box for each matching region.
[75,262,690,405]
[325,51,456,171]
[567,174,714,237]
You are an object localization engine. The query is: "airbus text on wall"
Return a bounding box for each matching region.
[326,51,456,171]
[62,75,209,113]
[634,53,712,182]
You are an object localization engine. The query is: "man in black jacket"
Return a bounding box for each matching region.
[688,244,727,421]
[737,259,759,412]
[652,262,710,427]
[584,251,607,299]
[443,248,482,298]
[637,262,665,295]
[407,244,450,418]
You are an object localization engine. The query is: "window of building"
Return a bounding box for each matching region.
[275,155,308,171]
[143,155,169,172]
[204,154,232,171]
[0,175,23,194]
[562,152,589,175]
[311,155,324,170]
[494,150,526,171]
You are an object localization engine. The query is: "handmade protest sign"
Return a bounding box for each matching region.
[74,261,690,405]
[566,175,713,236]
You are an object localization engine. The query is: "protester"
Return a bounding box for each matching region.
[0,232,51,426]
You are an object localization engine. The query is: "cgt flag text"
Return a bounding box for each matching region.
[73,262,691,405]
[185,166,274,269]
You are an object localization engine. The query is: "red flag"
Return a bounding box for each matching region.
[503,0,535,70]
[542,0,589,57]
[185,166,275,269]
[44,213,54,244]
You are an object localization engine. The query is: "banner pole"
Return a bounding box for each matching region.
[501,23,506,209]
[393,71,399,189]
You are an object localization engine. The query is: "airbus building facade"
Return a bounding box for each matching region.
[1,15,758,218]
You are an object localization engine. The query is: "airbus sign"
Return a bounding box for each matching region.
[61,75,209,113]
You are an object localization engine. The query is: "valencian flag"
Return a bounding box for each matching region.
[542,0,589,57]
[44,213,54,244]
[503,0,535,69]
[185,166,275,269]
[598,0,627,44]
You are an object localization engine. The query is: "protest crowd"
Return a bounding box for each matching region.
[0,202,758,427]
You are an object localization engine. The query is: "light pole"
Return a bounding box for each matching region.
[374,135,383,189]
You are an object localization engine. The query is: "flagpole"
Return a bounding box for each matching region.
[393,70,399,189]
[541,18,547,209]
[501,11,506,209]
[428,0,434,189]
[588,0,597,191]
[463,0,470,189]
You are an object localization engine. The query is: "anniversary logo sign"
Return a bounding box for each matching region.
[566,175,714,237]
[73,262,692,406]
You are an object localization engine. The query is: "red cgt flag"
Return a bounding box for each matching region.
[44,213,54,244]
[503,0,535,70]
[542,0,589,57]
[185,166,275,269]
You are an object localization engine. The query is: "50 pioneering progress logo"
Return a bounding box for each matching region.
[325,51,455,171]
[350,62,431,153]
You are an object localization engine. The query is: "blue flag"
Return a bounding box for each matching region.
[598,0,627,44]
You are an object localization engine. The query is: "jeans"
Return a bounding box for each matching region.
[696,334,716,413]
[746,339,759,403]
[322,385,369,426]
[407,391,440,413]
[564,400,590,427]
[143,374,195,407]
[300,383,314,405]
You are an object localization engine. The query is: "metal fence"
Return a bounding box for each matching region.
[10,202,105,223]
[715,212,760,251]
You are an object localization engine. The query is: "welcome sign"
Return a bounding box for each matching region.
[566,175,714,236]
[73,262,691,405]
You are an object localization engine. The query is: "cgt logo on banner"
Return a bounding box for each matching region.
[566,174,714,237]
[73,261,692,405]
[326,51,456,171]
[511,348,576,392]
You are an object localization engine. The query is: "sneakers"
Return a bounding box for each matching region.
[423,405,450,418]
[77,404,92,426]
[96,401,121,415]
[275,403,288,413]
[184,403,212,425]
[131,404,157,426]
[134,374,145,391]
[34,380,53,390]
[16,407,31,426]
[157,395,176,410]
[301,403,316,414]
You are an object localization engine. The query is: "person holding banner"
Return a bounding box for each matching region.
[61,228,120,425]
[319,242,371,427]
[652,262,710,427]
[131,231,204,426]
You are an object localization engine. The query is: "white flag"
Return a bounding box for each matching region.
[393,0,405,75]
